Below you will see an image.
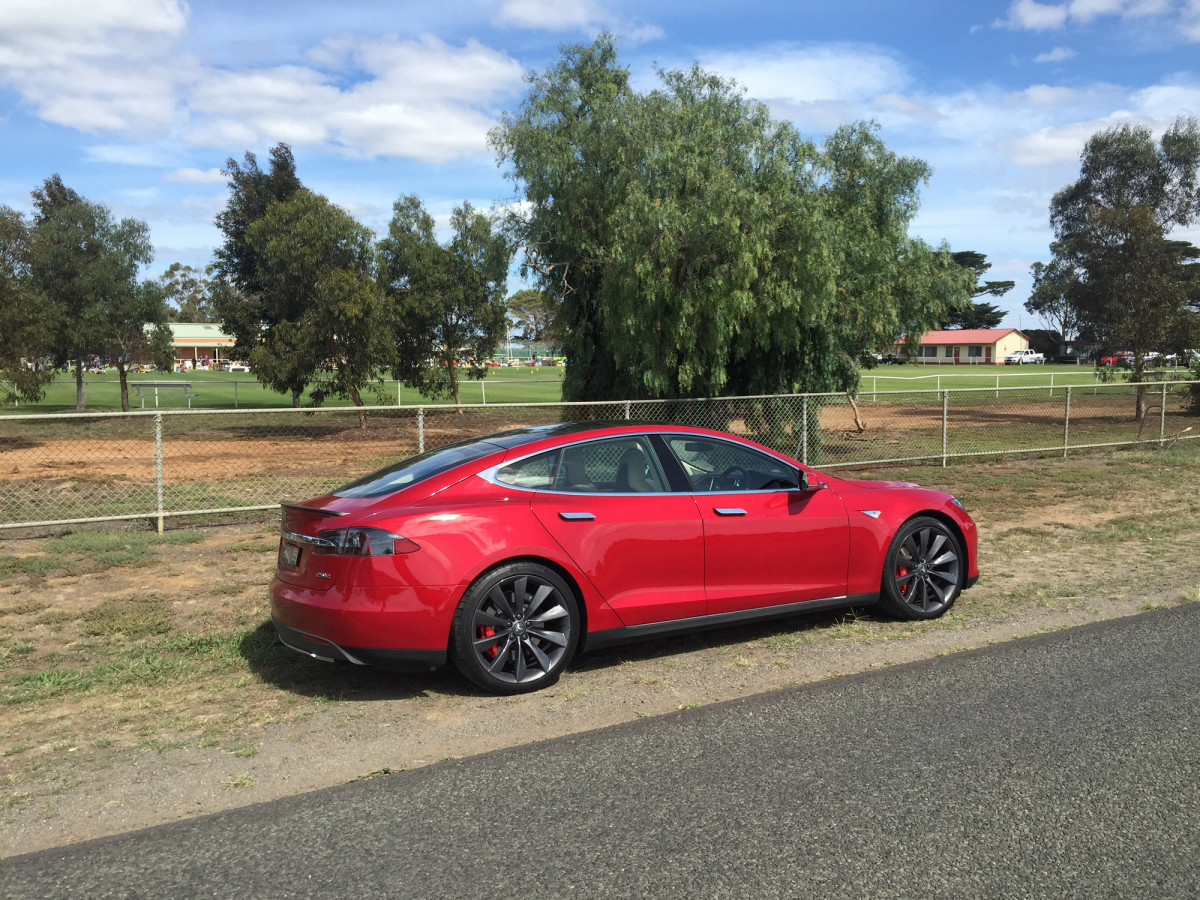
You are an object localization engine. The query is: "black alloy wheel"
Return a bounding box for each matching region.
[879,516,963,620]
[450,563,579,694]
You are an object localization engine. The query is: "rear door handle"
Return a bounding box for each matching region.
[558,512,595,521]
[713,507,747,517]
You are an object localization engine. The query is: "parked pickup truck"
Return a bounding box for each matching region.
[1005,349,1045,365]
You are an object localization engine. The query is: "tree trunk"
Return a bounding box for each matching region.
[351,386,366,428]
[75,361,85,410]
[1135,383,1147,422]
[452,374,461,412]
[291,387,301,408]
[117,364,130,412]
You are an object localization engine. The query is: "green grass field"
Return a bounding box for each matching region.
[5,362,1194,414]
[7,366,567,414]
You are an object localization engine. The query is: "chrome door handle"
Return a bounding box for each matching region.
[713,508,747,516]
[558,512,595,521]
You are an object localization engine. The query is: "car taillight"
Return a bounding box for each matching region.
[312,527,419,557]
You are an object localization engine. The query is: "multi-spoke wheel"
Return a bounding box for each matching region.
[879,516,964,620]
[450,563,580,694]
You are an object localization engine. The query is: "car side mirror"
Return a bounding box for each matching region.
[798,470,809,491]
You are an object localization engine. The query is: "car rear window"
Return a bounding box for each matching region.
[333,439,501,499]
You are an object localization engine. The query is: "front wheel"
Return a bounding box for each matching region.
[879,516,964,620]
[449,563,580,694]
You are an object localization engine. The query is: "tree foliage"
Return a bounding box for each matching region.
[244,189,390,407]
[27,175,160,411]
[0,207,56,404]
[938,251,1011,329]
[159,262,218,322]
[380,196,512,404]
[507,288,559,348]
[491,37,968,402]
[1026,247,1081,340]
[1047,116,1200,416]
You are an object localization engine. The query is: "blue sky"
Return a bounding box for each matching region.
[2,0,1199,327]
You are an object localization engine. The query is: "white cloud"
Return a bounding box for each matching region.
[493,0,663,41]
[165,167,227,184]
[709,44,908,103]
[1035,46,1077,62]
[996,0,1199,39]
[997,0,1070,31]
[0,2,526,163]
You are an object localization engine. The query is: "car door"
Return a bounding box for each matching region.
[518,436,707,627]
[659,434,850,615]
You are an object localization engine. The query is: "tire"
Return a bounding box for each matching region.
[879,516,964,620]
[449,563,580,695]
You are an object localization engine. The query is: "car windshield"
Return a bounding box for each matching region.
[333,439,501,499]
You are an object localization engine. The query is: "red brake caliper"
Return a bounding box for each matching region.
[479,625,497,659]
[897,566,909,595]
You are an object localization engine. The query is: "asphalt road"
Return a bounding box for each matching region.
[4,604,1199,899]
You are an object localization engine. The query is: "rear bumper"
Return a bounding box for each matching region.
[272,617,445,673]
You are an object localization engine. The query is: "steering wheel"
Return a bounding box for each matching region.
[719,466,747,490]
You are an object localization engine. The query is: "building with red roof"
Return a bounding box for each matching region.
[893,328,1031,365]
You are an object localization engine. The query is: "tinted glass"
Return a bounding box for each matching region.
[664,436,797,492]
[495,450,560,489]
[552,436,667,493]
[334,439,501,499]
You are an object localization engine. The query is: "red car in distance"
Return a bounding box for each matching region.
[271,423,979,694]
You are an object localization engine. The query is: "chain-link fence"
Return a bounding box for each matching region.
[1,380,1195,530]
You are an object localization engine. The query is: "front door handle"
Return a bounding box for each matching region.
[713,507,747,517]
[558,512,595,521]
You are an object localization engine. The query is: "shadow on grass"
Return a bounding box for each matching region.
[237,619,475,701]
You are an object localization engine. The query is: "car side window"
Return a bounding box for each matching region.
[663,436,798,492]
[495,450,559,489]
[551,437,668,493]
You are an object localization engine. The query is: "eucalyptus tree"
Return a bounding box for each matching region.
[1048,116,1200,417]
[0,207,56,404]
[380,196,512,405]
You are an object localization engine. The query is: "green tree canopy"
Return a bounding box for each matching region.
[27,175,160,410]
[491,37,967,402]
[159,263,218,322]
[0,206,56,404]
[937,251,1012,329]
[380,196,512,405]
[244,189,390,408]
[211,144,304,377]
[507,288,560,349]
[1025,246,1080,340]
[1047,116,1200,416]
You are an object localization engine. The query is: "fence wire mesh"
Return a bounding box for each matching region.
[1,381,1196,529]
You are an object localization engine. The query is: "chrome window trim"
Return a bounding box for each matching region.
[477,430,820,496]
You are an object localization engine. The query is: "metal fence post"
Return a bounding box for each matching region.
[233,381,239,408]
[1160,382,1168,442]
[418,406,425,454]
[481,381,486,405]
[1049,373,1055,398]
[154,412,164,535]
[1063,385,1071,458]
[801,395,809,465]
[941,391,948,467]
[624,400,631,420]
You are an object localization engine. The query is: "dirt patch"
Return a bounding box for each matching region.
[1,449,1197,858]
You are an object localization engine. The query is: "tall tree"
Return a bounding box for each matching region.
[0,207,56,404]
[1048,116,1200,417]
[159,262,218,322]
[937,252,1012,329]
[1026,247,1081,340]
[507,288,559,349]
[380,196,512,405]
[245,189,390,408]
[491,37,967,401]
[211,143,305,396]
[27,176,158,410]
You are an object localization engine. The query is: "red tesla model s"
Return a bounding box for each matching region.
[271,422,979,694]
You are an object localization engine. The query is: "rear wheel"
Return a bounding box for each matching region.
[879,516,963,620]
[449,563,580,695]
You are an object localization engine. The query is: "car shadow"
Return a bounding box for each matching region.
[242,604,890,700]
